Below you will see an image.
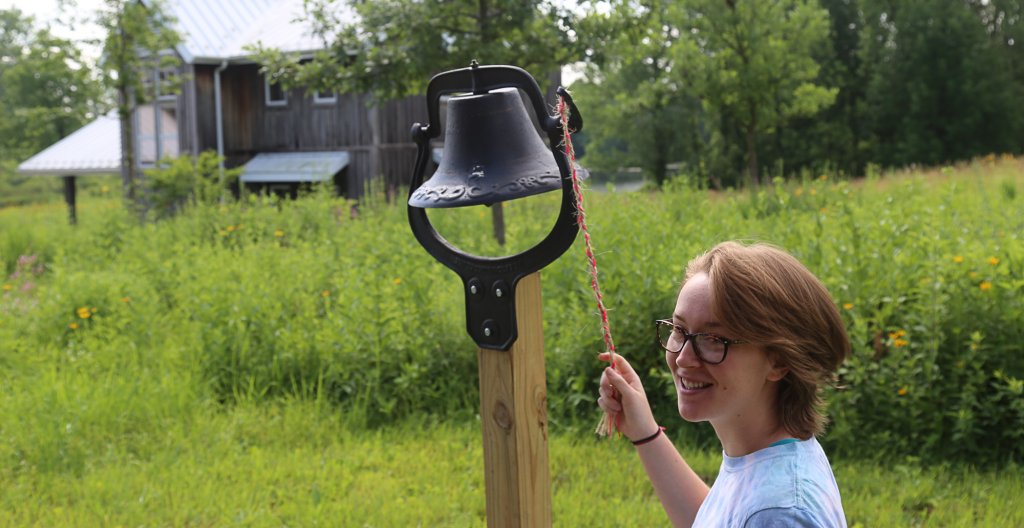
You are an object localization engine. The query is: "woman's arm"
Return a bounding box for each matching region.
[599,353,710,527]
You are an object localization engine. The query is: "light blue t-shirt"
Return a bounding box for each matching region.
[692,437,847,527]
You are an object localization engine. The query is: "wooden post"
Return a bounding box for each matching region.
[63,175,77,225]
[477,271,551,527]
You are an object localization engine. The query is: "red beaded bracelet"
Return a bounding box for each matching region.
[631,426,666,446]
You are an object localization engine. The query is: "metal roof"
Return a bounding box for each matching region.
[17,114,121,176]
[164,0,356,64]
[240,151,350,183]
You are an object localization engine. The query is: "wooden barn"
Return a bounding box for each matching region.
[142,0,429,199]
[20,0,428,204]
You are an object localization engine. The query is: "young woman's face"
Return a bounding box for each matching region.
[666,273,786,434]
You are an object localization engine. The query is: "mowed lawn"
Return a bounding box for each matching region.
[0,402,1020,526]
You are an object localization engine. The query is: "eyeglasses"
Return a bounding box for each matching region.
[655,319,747,365]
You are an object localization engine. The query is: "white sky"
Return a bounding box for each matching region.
[1,0,106,60]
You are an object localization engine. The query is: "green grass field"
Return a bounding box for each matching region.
[0,401,1020,526]
[1,158,1022,525]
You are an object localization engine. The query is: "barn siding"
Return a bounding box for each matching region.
[185,63,428,199]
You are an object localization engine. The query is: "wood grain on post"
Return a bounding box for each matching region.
[477,271,551,527]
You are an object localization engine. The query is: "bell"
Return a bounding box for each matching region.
[408,87,561,208]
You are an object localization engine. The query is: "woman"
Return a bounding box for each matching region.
[598,241,850,527]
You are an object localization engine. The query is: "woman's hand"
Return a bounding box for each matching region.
[597,352,659,442]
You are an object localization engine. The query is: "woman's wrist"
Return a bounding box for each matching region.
[631,425,666,446]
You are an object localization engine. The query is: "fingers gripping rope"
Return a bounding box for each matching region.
[556,94,619,437]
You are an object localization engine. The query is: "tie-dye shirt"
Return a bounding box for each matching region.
[692,437,847,527]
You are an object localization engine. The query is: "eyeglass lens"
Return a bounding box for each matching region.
[658,322,727,363]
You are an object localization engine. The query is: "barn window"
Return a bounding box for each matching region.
[313,90,337,105]
[135,62,180,167]
[265,77,288,107]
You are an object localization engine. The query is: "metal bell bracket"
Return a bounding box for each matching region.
[408,63,584,351]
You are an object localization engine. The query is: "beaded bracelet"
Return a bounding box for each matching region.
[631,426,666,446]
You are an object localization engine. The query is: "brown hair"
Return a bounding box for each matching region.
[685,241,850,438]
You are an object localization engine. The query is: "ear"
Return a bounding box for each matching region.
[766,363,789,382]
[765,352,789,382]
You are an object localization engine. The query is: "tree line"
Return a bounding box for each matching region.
[573,0,1024,188]
[3,0,1022,200]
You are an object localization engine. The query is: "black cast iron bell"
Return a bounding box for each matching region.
[407,63,583,350]
[408,87,561,208]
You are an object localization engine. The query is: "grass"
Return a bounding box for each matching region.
[0,399,1020,526]
[2,158,1023,525]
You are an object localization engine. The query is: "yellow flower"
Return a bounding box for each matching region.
[889,329,906,339]
[274,229,285,238]
[952,255,964,264]
[819,207,828,214]
[76,307,92,319]
[893,338,909,348]
[226,225,236,233]
[843,303,853,310]
[121,297,131,303]
[393,277,402,285]
[979,281,992,291]
[68,322,79,330]
[898,387,908,396]
[988,256,1000,266]
[969,271,978,279]
[100,185,109,193]
[321,290,330,298]
[969,343,979,351]
[1,283,11,292]
[795,188,804,197]
[809,188,817,196]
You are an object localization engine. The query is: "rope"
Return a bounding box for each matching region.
[556,94,619,437]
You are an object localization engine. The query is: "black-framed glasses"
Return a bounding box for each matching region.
[655,319,747,365]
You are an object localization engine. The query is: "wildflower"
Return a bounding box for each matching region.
[889,329,907,339]
[809,188,817,196]
[969,271,978,279]
[69,322,78,330]
[969,343,979,351]
[795,188,804,197]
[1,284,11,292]
[988,256,1000,266]
[393,277,402,285]
[819,207,828,214]
[893,338,909,348]
[952,255,964,264]
[121,297,131,303]
[76,307,92,319]
[979,281,992,291]
[898,387,908,396]
[274,229,285,238]
[226,225,236,233]
[321,290,330,298]
[843,303,853,310]
[100,185,109,193]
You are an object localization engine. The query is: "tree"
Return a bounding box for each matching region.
[687,0,837,186]
[95,0,180,213]
[860,0,1024,167]
[252,0,579,100]
[571,0,705,187]
[0,8,105,207]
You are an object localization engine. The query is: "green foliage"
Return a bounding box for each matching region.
[2,161,1024,466]
[0,8,104,175]
[250,0,580,101]
[95,0,182,207]
[144,151,241,218]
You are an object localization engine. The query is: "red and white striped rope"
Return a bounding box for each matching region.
[556,95,619,437]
